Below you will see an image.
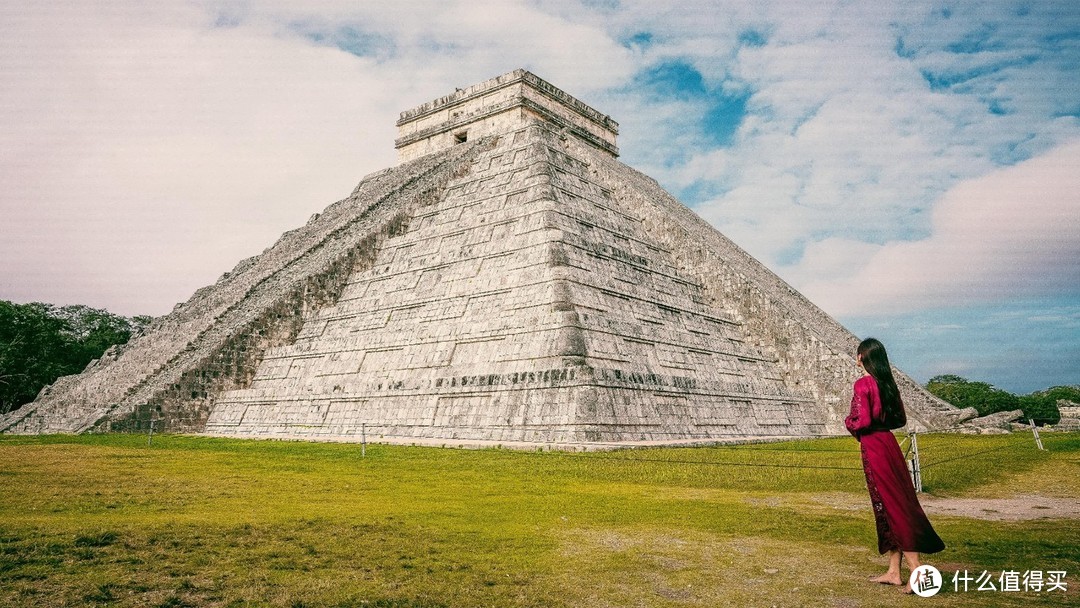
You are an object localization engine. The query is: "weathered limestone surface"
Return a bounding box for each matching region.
[943,406,979,425]
[209,123,824,443]
[1,143,485,434]
[1056,402,1080,430]
[966,409,1025,433]
[396,69,618,163]
[2,69,957,444]
[570,139,958,430]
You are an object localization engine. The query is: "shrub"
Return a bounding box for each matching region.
[926,375,1019,417]
[1019,386,1079,426]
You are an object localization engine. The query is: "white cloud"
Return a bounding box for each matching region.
[796,139,1080,315]
[0,1,633,316]
[0,3,405,315]
[623,0,1080,280]
[219,0,636,95]
[1,0,1078,330]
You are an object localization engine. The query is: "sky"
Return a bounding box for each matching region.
[1,0,1077,394]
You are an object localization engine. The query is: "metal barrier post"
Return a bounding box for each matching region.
[1029,419,1045,451]
[907,432,922,493]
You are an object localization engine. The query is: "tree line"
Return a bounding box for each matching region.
[1,298,1076,425]
[926,375,1075,426]
[0,300,151,415]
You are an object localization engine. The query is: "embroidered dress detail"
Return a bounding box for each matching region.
[862,444,900,553]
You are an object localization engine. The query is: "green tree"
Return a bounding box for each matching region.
[1019,386,1078,426]
[54,305,135,369]
[926,375,1020,417]
[0,301,141,415]
[0,301,74,414]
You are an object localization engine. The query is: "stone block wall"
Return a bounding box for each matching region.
[572,137,956,431]
[396,69,618,163]
[205,121,849,443]
[3,70,959,444]
[1,141,488,434]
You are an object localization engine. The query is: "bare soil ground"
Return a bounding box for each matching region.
[920,494,1080,520]
[798,491,1080,521]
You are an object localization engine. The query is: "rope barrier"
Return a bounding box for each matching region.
[468,428,866,451]
[454,437,865,471]
[597,442,861,453]
[562,452,864,471]
[919,438,1034,468]
[469,430,1041,476]
[131,412,1048,477]
[675,443,859,453]
[899,434,912,459]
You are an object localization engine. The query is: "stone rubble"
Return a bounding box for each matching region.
[966,409,1025,433]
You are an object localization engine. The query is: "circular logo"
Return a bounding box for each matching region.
[910,565,943,597]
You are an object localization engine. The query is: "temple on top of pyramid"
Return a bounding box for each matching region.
[1,69,963,447]
[395,69,619,162]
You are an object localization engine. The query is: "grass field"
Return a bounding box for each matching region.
[1,432,1077,607]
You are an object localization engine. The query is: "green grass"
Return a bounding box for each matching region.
[1,432,1077,607]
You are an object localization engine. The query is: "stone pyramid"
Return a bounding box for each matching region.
[2,70,959,446]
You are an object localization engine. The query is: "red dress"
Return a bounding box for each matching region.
[845,376,945,554]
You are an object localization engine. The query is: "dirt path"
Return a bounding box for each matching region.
[919,494,1080,521]
[798,492,1080,521]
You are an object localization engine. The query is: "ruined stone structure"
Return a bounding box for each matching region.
[1,69,960,446]
[1054,402,1080,430]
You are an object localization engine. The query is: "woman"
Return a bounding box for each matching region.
[845,338,944,593]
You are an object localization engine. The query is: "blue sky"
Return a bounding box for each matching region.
[1,0,1077,394]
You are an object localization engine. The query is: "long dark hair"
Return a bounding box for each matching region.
[857,337,903,424]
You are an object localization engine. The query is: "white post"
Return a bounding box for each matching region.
[147,417,155,447]
[907,432,922,493]
[362,422,367,457]
[1029,419,1045,451]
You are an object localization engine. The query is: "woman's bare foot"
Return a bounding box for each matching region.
[902,583,915,594]
[869,573,903,585]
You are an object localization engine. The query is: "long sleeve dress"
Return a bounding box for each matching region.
[845,375,945,554]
